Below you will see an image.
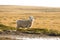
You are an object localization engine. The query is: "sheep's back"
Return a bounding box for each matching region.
[17,20,32,28]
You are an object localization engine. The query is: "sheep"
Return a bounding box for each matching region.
[16,16,34,30]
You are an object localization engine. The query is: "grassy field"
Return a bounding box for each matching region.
[0,5,60,32]
[0,37,16,40]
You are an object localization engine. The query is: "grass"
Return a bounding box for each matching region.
[18,28,60,36]
[0,5,60,36]
[0,23,60,36]
[0,6,60,31]
[11,22,16,24]
[0,24,16,30]
[0,37,16,40]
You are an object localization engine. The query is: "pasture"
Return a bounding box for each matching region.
[0,5,60,32]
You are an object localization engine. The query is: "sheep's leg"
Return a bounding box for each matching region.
[16,25,20,31]
[27,24,31,28]
[17,27,19,31]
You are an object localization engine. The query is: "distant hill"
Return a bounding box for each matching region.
[0,5,60,13]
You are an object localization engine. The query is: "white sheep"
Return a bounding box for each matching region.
[16,16,34,30]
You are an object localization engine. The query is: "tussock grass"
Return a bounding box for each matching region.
[0,37,16,40]
[0,23,60,36]
[0,24,16,30]
[18,28,60,36]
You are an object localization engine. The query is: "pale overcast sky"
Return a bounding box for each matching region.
[0,0,60,7]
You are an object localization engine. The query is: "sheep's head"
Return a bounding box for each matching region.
[29,16,34,21]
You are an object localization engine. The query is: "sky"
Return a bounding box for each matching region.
[0,0,60,7]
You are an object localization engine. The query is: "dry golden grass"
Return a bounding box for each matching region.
[0,5,60,31]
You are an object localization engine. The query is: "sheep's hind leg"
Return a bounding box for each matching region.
[16,26,20,31]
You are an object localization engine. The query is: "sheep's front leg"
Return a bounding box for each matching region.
[27,24,31,28]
